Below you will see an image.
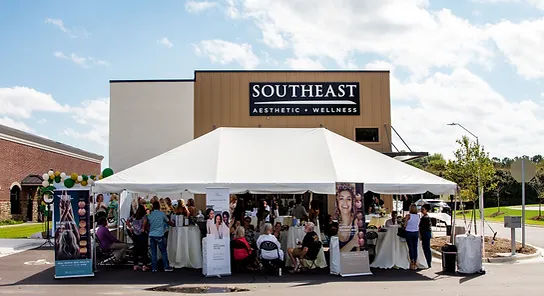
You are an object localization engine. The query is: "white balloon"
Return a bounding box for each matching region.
[60,172,66,179]
[42,180,49,187]
[42,174,49,180]
[48,170,54,176]
[77,176,83,182]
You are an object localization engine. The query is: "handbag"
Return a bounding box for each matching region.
[397,227,406,238]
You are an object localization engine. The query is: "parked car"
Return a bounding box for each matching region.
[414,199,451,214]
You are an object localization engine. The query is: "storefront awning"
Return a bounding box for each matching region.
[20,174,44,186]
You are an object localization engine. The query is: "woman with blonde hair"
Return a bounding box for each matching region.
[232,226,258,270]
[176,199,190,216]
[404,203,421,270]
[187,198,197,217]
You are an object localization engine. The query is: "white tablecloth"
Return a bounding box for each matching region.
[275,216,292,226]
[167,226,202,269]
[370,225,428,270]
[285,226,327,268]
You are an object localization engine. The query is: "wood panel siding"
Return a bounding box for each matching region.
[194,71,392,153]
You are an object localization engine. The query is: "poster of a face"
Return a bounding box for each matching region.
[205,208,230,239]
[54,190,91,261]
[335,183,366,252]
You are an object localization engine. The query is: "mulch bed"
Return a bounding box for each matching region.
[431,236,537,258]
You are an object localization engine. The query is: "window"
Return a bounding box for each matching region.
[10,186,21,215]
[355,128,379,143]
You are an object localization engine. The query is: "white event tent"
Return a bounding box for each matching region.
[95,127,457,195]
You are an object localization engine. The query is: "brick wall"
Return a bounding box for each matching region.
[0,138,101,220]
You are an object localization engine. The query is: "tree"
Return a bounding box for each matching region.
[529,165,544,217]
[444,136,497,234]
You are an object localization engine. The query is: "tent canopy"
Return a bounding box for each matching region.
[95,128,457,195]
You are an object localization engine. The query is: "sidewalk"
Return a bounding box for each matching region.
[0,238,44,258]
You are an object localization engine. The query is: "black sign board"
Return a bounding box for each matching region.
[249,82,360,116]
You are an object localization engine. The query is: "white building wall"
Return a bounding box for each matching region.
[109,80,194,172]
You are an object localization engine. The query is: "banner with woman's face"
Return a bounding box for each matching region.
[335,183,366,252]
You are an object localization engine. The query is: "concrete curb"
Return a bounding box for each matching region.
[431,244,543,263]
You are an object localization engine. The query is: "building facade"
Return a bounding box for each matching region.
[0,124,103,221]
[110,70,409,214]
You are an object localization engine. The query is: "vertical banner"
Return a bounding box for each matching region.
[53,189,94,278]
[203,188,231,277]
[334,183,371,276]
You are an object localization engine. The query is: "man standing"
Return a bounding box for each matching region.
[148,201,175,272]
[293,197,308,220]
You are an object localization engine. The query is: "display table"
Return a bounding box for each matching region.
[370,225,428,270]
[285,225,327,268]
[368,216,389,227]
[167,226,202,269]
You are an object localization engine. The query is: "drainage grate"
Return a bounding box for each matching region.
[147,286,250,294]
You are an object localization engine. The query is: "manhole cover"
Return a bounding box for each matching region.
[147,286,250,294]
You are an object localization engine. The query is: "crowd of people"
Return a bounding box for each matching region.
[94,193,434,273]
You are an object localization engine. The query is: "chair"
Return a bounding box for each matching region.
[301,240,322,271]
[95,235,120,266]
[365,231,379,263]
[258,241,283,275]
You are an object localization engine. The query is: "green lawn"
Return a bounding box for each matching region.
[456,206,544,226]
[0,223,49,239]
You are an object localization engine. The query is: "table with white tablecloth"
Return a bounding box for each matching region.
[284,225,327,268]
[370,225,428,270]
[167,226,202,269]
[368,216,389,228]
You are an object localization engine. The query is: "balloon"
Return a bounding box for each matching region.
[64,178,75,188]
[48,178,54,184]
[98,175,103,180]
[82,175,88,181]
[48,170,54,176]
[71,173,78,180]
[60,172,66,179]
[54,171,60,177]
[81,180,88,186]
[90,175,95,180]
[42,174,49,181]
[42,180,49,187]
[54,176,61,183]
[102,168,114,178]
[77,175,83,182]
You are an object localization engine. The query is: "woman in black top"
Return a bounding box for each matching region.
[419,204,432,268]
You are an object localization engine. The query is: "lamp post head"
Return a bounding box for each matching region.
[447,123,457,126]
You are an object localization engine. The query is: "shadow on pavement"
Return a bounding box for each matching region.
[0,249,451,288]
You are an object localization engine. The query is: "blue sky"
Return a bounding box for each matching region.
[1,0,543,168]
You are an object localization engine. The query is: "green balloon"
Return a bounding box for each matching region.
[54,176,61,183]
[82,175,88,181]
[102,168,114,178]
[90,175,96,180]
[64,178,75,188]
[49,178,54,184]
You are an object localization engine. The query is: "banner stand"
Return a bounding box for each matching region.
[53,187,94,279]
[202,187,231,277]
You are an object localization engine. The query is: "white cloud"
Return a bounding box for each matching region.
[472,0,544,10]
[54,52,110,68]
[64,98,110,146]
[45,18,69,33]
[194,39,260,69]
[0,116,34,132]
[37,118,47,124]
[45,18,90,38]
[0,86,69,118]
[487,18,544,79]
[380,63,544,159]
[185,0,217,13]
[158,37,173,48]
[285,57,325,70]
[225,0,494,76]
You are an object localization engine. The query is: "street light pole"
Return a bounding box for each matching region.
[448,122,486,272]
